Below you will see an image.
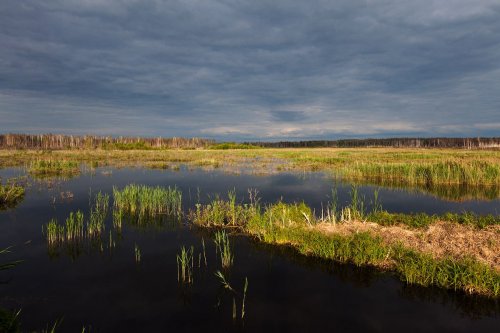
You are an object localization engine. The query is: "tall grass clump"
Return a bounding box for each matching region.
[88,192,109,238]
[65,211,85,242]
[214,231,234,269]
[28,159,80,177]
[177,246,194,284]
[0,178,25,210]
[341,160,500,187]
[191,190,260,227]
[113,184,182,221]
[44,211,85,246]
[393,246,500,296]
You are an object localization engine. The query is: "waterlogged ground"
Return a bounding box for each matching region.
[0,167,499,332]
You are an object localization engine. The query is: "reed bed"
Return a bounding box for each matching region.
[113,184,182,219]
[0,178,25,210]
[339,160,500,186]
[44,192,111,249]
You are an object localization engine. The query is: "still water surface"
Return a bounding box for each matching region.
[0,167,499,332]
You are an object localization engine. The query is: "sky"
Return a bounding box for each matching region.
[1,0,499,141]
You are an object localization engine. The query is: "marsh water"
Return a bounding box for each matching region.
[0,167,499,332]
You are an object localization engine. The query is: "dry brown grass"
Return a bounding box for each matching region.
[317,220,500,271]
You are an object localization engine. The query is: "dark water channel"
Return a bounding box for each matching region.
[0,167,499,332]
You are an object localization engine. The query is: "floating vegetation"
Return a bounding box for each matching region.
[113,184,182,226]
[28,159,80,178]
[0,178,25,210]
[177,246,194,284]
[214,231,233,269]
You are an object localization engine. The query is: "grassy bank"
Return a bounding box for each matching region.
[188,194,500,297]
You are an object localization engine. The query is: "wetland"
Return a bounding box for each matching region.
[0,148,499,332]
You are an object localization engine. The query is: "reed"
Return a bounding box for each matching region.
[113,184,182,219]
[88,192,109,238]
[368,210,500,229]
[177,246,194,284]
[214,231,233,269]
[65,211,85,242]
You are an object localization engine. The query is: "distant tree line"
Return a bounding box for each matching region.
[245,137,500,149]
[0,134,214,149]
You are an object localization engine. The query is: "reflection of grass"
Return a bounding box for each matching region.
[0,179,24,210]
[350,178,500,202]
[190,195,500,297]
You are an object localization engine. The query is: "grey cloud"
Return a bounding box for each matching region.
[0,0,499,139]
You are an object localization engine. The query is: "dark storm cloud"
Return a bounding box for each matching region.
[1,0,499,139]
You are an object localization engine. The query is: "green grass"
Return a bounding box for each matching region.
[209,142,260,150]
[339,160,500,187]
[0,179,24,210]
[44,211,85,246]
[368,211,500,229]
